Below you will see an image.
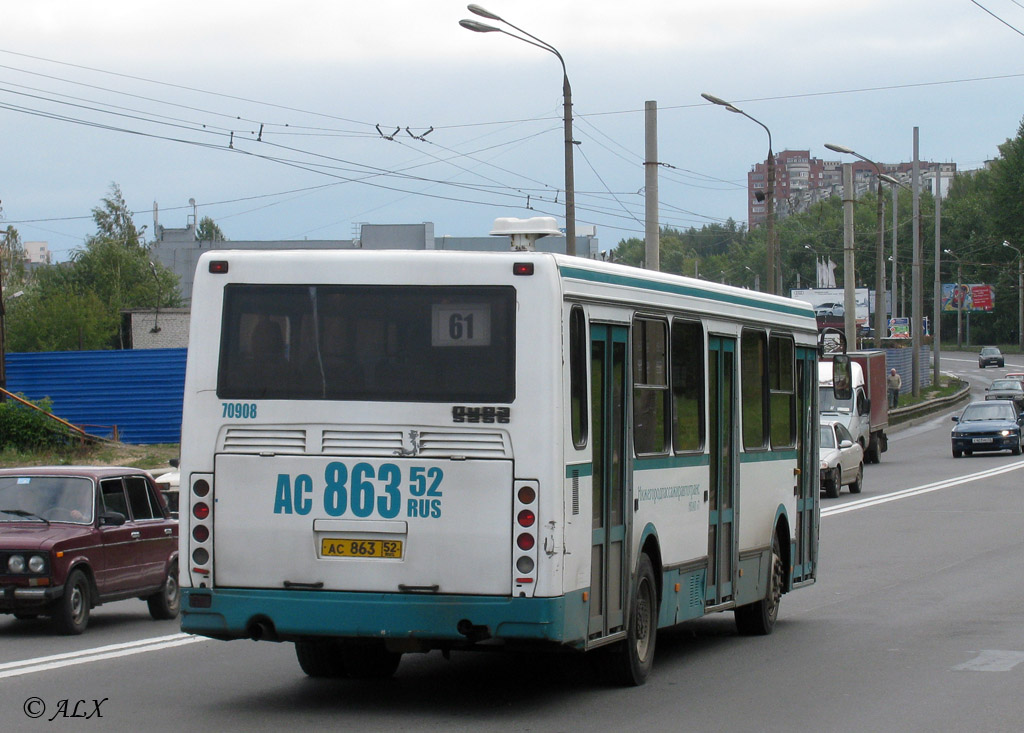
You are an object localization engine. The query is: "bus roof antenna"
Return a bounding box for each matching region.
[490,216,562,251]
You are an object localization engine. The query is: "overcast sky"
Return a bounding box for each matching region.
[3,0,1023,260]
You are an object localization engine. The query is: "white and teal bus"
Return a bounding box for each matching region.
[178,244,820,685]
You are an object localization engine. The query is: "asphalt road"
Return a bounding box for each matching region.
[3,351,1023,732]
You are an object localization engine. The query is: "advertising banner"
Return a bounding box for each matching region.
[941,283,995,312]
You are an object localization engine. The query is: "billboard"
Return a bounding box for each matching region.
[941,284,994,312]
[791,288,871,325]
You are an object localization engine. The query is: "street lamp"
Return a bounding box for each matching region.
[148,261,162,334]
[825,143,893,344]
[744,265,760,291]
[804,243,821,287]
[461,4,575,256]
[702,93,776,294]
[1003,240,1024,350]
[943,248,964,349]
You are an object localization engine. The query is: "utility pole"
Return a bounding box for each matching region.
[911,127,921,398]
[645,101,660,272]
[891,184,899,319]
[842,164,857,349]
[932,173,942,386]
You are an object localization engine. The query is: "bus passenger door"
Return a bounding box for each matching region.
[707,336,737,606]
[589,324,628,640]
[793,347,818,584]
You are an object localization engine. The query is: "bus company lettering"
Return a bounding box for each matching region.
[637,483,702,512]
[273,462,444,519]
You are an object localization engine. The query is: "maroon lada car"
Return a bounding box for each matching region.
[0,466,179,634]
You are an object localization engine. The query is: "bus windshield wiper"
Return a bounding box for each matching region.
[0,508,50,524]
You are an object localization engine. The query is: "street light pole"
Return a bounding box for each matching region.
[461,5,575,256]
[944,249,963,349]
[1004,241,1024,351]
[804,243,820,287]
[702,93,776,294]
[825,143,891,346]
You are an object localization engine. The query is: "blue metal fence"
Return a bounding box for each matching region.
[5,349,187,444]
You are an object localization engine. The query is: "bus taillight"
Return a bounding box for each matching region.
[512,480,540,595]
[193,502,210,520]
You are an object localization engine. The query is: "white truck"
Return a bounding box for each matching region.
[819,351,889,463]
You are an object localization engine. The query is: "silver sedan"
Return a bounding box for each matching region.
[820,419,864,498]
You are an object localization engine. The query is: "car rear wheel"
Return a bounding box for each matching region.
[147,562,180,620]
[849,464,863,494]
[53,569,90,635]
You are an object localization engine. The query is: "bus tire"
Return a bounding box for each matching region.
[295,639,348,678]
[341,641,402,679]
[735,533,782,636]
[606,553,658,687]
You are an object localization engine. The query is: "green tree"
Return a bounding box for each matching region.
[5,267,115,351]
[2,226,27,292]
[5,183,182,351]
[91,183,143,247]
[196,216,227,242]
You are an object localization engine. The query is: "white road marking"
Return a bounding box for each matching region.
[0,632,206,679]
[953,650,1024,672]
[822,460,1024,517]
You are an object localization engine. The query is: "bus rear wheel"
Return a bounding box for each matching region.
[605,553,658,686]
[295,639,348,678]
[342,641,403,679]
[735,533,783,636]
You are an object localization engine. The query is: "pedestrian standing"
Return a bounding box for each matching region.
[887,368,902,408]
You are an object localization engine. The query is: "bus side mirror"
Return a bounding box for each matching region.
[832,354,852,402]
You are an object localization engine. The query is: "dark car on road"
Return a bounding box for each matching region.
[951,400,1024,457]
[979,346,1005,368]
[0,466,179,634]
[986,378,1024,410]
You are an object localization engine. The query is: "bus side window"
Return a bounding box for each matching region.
[671,319,705,452]
[633,317,669,455]
[741,328,768,450]
[769,335,795,448]
[569,306,588,448]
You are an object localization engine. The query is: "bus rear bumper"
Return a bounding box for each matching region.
[181,587,586,648]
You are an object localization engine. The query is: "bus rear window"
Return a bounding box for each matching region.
[217,284,516,403]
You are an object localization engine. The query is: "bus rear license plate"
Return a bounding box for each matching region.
[321,538,403,559]
[973,438,993,444]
